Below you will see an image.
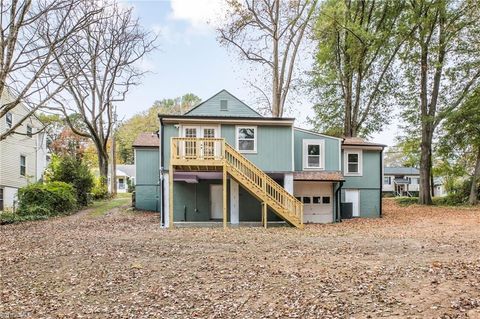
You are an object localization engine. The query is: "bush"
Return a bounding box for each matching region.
[0,212,49,225]
[91,177,109,200]
[17,182,77,216]
[394,197,419,206]
[47,155,94,206]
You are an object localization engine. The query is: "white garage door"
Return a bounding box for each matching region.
[294,181,333,223]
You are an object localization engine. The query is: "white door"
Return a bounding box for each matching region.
[210,185,223,219]
[294,181,333,223]
[182,126,219,158]
[345,189,360,217]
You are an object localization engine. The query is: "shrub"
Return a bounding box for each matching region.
[127,178,135,193]
[394,197,419,206]
[0,212,49,225]
[91,176,109,200]
[17,182,77,216]
[47,155,94,206]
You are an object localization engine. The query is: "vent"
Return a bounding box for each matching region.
[220,99,228,111]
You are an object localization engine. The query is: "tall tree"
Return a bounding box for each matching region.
[400,0,480,204]
[48,1,156,186]
[0,0,98,140]
[309,0,408,137]
[438,88,480,204]
[116,94,201,164]
[218,0,318,117]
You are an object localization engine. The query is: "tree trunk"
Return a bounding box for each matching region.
[469,145,480,205]
[98,150,109,188]
[419,126,433,205]
[110,135,117,195]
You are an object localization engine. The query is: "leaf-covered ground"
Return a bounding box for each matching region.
[1,199,479,318]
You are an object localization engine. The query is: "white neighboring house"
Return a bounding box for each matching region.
[108,164,135,193]
[383,167,420,197]
[0,101,48,211]
[383,167,447,197]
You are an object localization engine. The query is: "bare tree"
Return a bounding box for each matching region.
[218,0,318,117]
[0,0,98,140]
[48,1,156,187]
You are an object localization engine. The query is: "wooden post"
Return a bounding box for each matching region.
[223,166,228,229]
[262,202,267,229]
[169,165,174,228]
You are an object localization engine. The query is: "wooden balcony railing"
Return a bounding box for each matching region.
[170,137,303,228]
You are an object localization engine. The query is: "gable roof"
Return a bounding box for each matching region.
[183,89,262,117]
[133,132,159,148]
[342,137,386,148]
[384,167,420,175]
[117,164,135,177]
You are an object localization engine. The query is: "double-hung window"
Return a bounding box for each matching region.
[303,139,324,169]
[344,150,362,176]
[236,126,256,153]
[384,176,391,185]
[6,112,13,128]
[27,125,32,137]
[20,155,26,176]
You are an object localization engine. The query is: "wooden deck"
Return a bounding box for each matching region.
[170,138,303,229]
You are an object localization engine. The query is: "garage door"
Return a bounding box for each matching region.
[294,181,333,223]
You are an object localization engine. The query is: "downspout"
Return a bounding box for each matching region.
[335,181,344,222]
[159,117,165,227]
[379,148,384,218]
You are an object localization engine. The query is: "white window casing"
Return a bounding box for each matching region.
[344,149,363,176]
[302,139,325,170]
[236,126,257,153]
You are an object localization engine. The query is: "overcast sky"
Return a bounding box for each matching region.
[117,0,399,146]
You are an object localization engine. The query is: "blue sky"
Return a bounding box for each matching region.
[117,0,397,146]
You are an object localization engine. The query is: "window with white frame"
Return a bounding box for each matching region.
[303,139,324,169]
[384,176,391,184]
[344,150,362,176]
[20,155,26,176]
[6,112,12,128]
[236,126,256,153]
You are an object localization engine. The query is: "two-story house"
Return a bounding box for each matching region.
[0,100,48,211]
[133,90,384,228]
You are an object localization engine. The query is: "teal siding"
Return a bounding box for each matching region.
[341,149,382,218]
[162,123,292,172]
[135,149,160,211]
[222,125,292,172]
[293,129,341,171]
[173,180,227,221]
[342,150,381,188]
[186,90,260,117]
[162,124,177,169]
[172,180,280,222]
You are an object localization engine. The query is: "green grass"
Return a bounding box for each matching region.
[89,193,131,217]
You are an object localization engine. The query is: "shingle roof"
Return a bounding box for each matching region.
[133,132,159,148]
[342,137,386,147]
[293,171,345,182]
[117,165,135,177]
[384,167,420,175]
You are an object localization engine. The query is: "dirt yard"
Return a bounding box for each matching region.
[1,199,479,318]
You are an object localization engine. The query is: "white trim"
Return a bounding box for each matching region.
[293,127,343,141]
[291,125,294,171]
[338,139,341,170]
[344,149,363,176]
[230,179,239,224]
[302,139,325,170]
[163,117,293,125]
[235,125,257,154]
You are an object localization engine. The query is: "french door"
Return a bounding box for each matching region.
[182,126,219,159]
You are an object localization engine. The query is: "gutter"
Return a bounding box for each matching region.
[159,117,165,227]
[335,181,344,222]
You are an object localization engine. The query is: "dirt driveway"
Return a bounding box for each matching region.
[1,199,479,318]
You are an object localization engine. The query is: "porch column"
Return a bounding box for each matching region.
[284,173,294,194]
[223,167,227,228]
[163,172,170,228]
[230,179,239,224]
[169,166,174,228]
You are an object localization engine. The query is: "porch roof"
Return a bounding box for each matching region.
[293,171,345,182]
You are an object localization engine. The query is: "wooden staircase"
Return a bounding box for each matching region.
[171,138,303,228]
